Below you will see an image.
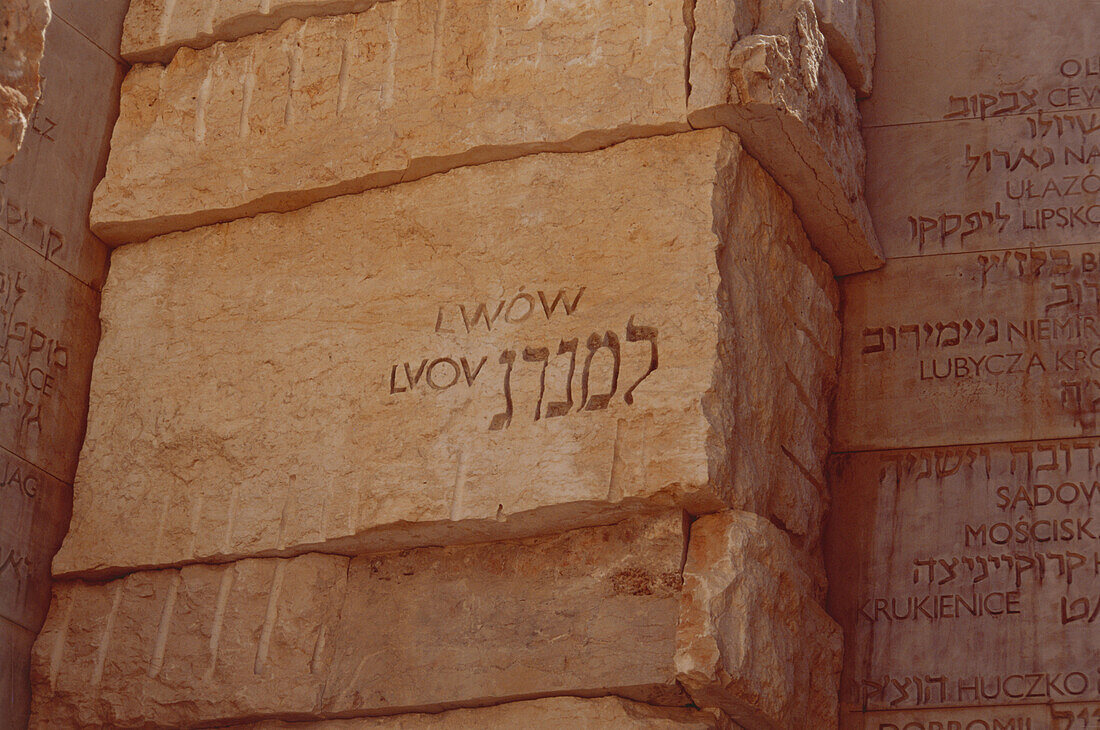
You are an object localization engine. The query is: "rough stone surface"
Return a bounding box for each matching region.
[677,511,841,729]
[688,0,881,273]
[122,0,385,62]
[90,0,879,274]
[32,514,691,727]
[238,697,733,729]
[812,0,874,96]
[0,0,50,166]
[54,130,838,579]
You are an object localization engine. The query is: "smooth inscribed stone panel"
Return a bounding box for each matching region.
[834,242,1100,452]
[55,130,839,578]
[0,447,70,632]
[31,515,689,727]
[0,16,120,289]
[827,441,1100,727]
[861,0,1100,128]
[866,115,1100,260]
[0,231,99,484]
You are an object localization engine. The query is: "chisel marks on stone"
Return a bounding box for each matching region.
[254,560,286,675]
[148,571,181,678]
[91,583,124,687]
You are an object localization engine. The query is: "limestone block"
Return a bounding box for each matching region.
[811,0,874,96]
[0,15,120,288]
[688,0,881,274]
[91,0,880,274]
[0,0,50,166]
[834,243,1100,451]
[122,0,383,62]
[676,511,841,730]
[827,443,1100,726]
[32,515,691,726]
[239,697,733,729]
[54,130,839,579]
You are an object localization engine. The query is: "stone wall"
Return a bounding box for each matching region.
[0,2,128,727]
[14,0,882,727]
[825,2,1100,728]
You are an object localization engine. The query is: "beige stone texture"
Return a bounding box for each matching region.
[54,130,838,579]
[834,243,1100,451]
[32,515,692,726]
[677,511,840,729]
[811,0,873,96]
[0,15,122,288]
[0,0,49,167]
[122,0,384,62]
[827,442,1100,725]
[91,0,880,274]
[240,697,733,729]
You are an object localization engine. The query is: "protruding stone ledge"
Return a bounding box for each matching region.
[234,696,734,729]
[54,130,839,579]
[91,0,882,275]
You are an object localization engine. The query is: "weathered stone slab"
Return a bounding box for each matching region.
[121,0,384,62]
[827,441,1100,727]
[91,0,880,274]
[688,0,881,273]
[834,242,1100,452]
[0,446,69,632]
[0,0,49,166]
[677,511,841,730]
[32,514,691,726]
[55,130,838,578]
[238,697,731,730]
[0,231,99,484]
[0,16,121,288]
[812,0,874,97]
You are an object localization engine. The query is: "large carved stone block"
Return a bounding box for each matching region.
[54,129,838,579]
[0,0,50,166]
[238,697,732,729]
[90,0,881,273]
[33,511,835,727]
[33,515,689,726]
[677,511,841,730]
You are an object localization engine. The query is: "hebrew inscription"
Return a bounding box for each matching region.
[866,53,1100,258]
[829,442,1100,728]
[836,243,1100,450]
